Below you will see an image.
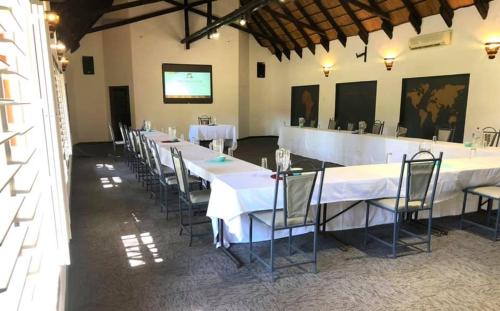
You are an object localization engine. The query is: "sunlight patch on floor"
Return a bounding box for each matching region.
[121,232,163,267]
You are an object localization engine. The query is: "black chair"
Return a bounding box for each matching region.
[171,147,211,246]
[248,163,325,276]
[372,120,385,135]
[365,151,443,258]
[481,127,500,147]
[108,124,124,155]
[198,115,212,125]
[396,124,408,137]
[435,126,455,142]
[327,118,337,130]
[460,186,500,241]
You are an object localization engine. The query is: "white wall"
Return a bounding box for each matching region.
[248,3,500,141]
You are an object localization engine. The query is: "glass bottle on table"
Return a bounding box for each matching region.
[261,157,268,169]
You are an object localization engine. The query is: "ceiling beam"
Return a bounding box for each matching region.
[188,0,214,8]
[255,12,290,59]
[312,0,347,47]
[367,0,393,39]
[295,1,329,52]
[206,0,212,39]
[339,0,369,44]
[88,6,183,33]
[101,0,164,14]
[347,0,390,21]
[180,0,272,45]
[184,0,190,49]
[438,0,453,27]
[474,0,489,19]
[266,9,302,58]
[275,3,315,55]
[252,13,285,61]
[400,0,422,34]
[263,7,328,39]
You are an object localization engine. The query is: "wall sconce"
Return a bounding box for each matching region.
[485,42,500,59]
[60,56,69,71]
[51,41,66,60]
[323,64,333,77]
[384,57,395,71]
[45,11,60,35]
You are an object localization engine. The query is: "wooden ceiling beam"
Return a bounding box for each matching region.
[313,0,347,47]
[101,0,164,14]
[180,0,272,45]
[295,1,329,52]
[438,0,453,27]
[252,15,283,61]
[274,4,316,55]
[88,6,183,33]
[253,12,290,60]
[263,7,328,39]
[474,0,489,19]
[266,9,303,58]
[188,0,214,8]
[347,0,390,21]
[184,0,190,49]
[367,0,393,39]
[339,0,369,44]
[400,0,422,33]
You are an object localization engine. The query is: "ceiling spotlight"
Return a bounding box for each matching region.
[239,17,246,26]
[208,29,220,40]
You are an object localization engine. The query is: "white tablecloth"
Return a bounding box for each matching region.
[188,124,237,145]
[207,157,500,243]
[278,126,500,166]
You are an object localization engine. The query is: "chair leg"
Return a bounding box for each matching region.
[494,200,500,241]
[427,209,433,253]
[288,228,292,256]
[392,212,398,258]
[486,199,493,226]
[178,198,183,236]
[322,204,327,232]
[364,203,370,249]
[270,231,275,273]
[460,191,468,230]
[313,215,318,273]
[188,204,193,247]
[249,217,253,263]
[477,195,483,212]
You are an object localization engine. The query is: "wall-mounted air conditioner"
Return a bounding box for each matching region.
[409,30,452,50]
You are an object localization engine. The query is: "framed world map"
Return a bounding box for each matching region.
[399,74,470,143]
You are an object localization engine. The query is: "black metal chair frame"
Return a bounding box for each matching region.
[171,147,211,246]
[435,126,455,142]
[248,163,326,275]
[481,127,500,147]
[198,115,212,125]
[396,123,408,137]
[460,187,500,241]
[364,151,443,258]
[327,118,337,130]
[372,120,385,135]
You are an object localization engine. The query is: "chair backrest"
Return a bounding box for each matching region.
[396,124,407,137]
[108,124,116,143]
[136,132,145,159]
[482,127,499,147]
[272,164,326,228]
[328,118,337,130]
[150,140,165,180]
[170,147,190,199]
[141,136,153,168]
[372,120,384,135]
[394,151,442,211]
[347,122,354,131]
[198,115,211,125]
[436,127,455,142]
[128,130,137,153]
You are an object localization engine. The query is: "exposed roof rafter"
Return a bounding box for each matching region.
[312,0,347,47]
[400,0,423,33]
[339,0,369,44]
[295,1,329,52]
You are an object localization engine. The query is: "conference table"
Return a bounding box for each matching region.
[188,124,237,146]
[143,129,500,266]
[278,126,500,166]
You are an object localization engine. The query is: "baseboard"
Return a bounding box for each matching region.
[237,135,278,141]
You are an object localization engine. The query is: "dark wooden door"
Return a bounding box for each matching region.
[109,86,131,141]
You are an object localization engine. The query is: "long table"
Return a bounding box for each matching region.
[144,130,500,246]
[278,126,500,166]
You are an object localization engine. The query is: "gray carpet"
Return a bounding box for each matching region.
[68,139,500,311]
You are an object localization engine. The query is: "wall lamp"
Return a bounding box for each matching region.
[45,11,60,37]
[323,64,333,77]
[51,41,66,59]
[384,57,395,71]
[485,42,500,59]
[60,56,69,71]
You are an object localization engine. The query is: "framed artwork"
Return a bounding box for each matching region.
[290,85,319,127]
[400,74,470,142]
[335,81,377,131]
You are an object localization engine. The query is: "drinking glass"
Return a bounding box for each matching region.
[171,127,177,139]
[261,157,268,169]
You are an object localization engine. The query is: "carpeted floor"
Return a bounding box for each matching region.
[68,138,500,311]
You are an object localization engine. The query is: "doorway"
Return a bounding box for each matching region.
[109,86,131,141]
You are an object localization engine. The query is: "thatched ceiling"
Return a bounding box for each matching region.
[49,0,493,59]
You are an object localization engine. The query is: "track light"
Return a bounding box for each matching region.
[208,29,220,40]
[239,17,246,26]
